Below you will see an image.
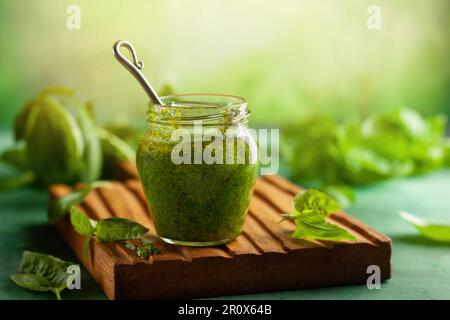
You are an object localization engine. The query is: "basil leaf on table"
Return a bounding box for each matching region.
[10,251,76,300]
[282,189,356,242]
[48,180,111,224]
[400,211,450,243]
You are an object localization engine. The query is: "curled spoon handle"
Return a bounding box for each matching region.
[113,40,164,106]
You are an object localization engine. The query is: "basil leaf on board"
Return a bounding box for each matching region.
[291,210,357,241]
[95,217,148,242]
[10,251,76,300]
[293,189,341,217]
[284,189,356,242]
[70,207,96,262]
[70,207,96,236]
[0,171,35,191]
[400,211,450,243]
[48,181,111,224]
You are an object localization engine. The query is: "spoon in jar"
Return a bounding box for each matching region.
[113,40,164,106]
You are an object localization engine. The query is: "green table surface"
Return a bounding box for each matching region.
[1,133,449,300]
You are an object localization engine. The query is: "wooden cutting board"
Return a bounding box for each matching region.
[49,162,391,299]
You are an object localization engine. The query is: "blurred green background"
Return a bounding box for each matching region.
[0,0,449,129]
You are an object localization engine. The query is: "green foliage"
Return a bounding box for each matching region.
[10,86,102,185]
[1,86,138,191]
[400,211,450,243]
[10,251,76,300]
[283,108,449,186]
[282,189,356,242]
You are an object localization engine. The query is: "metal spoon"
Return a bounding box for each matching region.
[113,40,164,106]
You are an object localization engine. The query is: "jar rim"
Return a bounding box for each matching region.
[148,93,249,125]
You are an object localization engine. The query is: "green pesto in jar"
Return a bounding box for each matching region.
[136,94,258,245]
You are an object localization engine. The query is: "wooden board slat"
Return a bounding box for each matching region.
[49,162,391,299]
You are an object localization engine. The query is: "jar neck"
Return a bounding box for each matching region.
[146,94,249,127]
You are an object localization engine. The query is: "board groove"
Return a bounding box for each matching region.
[49,162,391,299]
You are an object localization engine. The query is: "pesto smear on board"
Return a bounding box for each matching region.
[137,124,258,244]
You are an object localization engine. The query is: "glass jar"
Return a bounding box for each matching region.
[136,94,258,246]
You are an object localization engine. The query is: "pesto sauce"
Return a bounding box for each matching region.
[136,127,257,243]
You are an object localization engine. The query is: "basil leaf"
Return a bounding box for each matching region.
[48,181,111,224]
[70,207,96,236]
[11,251,76,300]
[293,189,341,217]
[285,189,356,242]
[291,209,356,241]
[400,211,450,243]
[0,171,35,191]
[10,274,54,292]
[95,218,148,242]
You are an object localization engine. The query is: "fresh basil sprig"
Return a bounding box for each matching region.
[70,207,153,262]
[400,211,450,243]
[282,189,356,242]
[10,251,76,300]
[48,181,111,224]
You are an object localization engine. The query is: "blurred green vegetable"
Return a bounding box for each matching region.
[13,86,102,185]
[0,144,29,171]
[97,127,135,178]
[1,86,140,191]
[283,107,449,186]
